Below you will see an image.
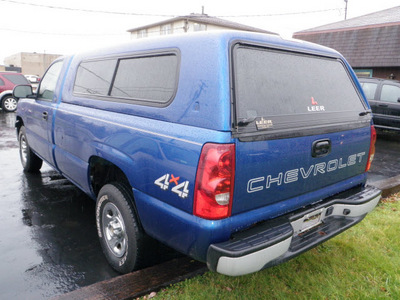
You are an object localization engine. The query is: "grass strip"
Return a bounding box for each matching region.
[153,194,400,299]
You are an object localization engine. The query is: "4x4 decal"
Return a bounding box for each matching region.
[154,173,189,198]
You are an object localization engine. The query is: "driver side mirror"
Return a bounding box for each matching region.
[397,97,400,103]
[13,85,35,99]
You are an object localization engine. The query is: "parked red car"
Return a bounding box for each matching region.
[0,72,31,112]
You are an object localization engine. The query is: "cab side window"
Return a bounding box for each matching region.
[380,84,400,103]
[38,60,64,101]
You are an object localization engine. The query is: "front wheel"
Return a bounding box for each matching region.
[96,182,146,273]
[19,126,43,172]
[1,96,18,112]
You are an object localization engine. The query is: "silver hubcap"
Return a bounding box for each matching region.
[4,97,17,111]
[20,134,28,166]
[102,203,127,257]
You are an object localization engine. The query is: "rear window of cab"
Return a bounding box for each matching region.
[73,51,179,106]
[232,43,368,138]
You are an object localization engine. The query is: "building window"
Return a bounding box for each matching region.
[161,24,173,35]
[354,69,373,78]
[193,23,207,32]
[137,29,147,38]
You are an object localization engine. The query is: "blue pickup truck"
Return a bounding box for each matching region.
[14,31,381,276]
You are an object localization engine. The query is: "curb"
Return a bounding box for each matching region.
[369,174,400,198]
[51,257,207,300]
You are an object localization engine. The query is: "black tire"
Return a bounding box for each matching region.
[96,182,145,273]
[1,95,18,112]
[18,126,43,172]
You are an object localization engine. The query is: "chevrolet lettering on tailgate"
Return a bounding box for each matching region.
[248,152,367,193]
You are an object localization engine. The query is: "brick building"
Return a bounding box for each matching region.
[293,6,400,79]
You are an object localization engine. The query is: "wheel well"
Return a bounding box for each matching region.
[89,156,131,197]
[1,93,12,101]
[89,156,144,230]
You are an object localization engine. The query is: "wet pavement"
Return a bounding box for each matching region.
[368,130,400,183]
[0,111,399,299]
[0,111,181,300]
[0,112,119,299]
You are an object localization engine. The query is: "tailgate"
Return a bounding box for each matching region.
[230,42,372,215]
[233,126,370,214]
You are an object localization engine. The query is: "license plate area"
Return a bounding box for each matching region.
[293,208,325,235]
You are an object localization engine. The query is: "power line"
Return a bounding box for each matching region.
[0,0,343,18]
[220,8,344,18]
[0,25,187,37]
[0,0,176,17]
[0,27,128,36]
[0,0,344,37]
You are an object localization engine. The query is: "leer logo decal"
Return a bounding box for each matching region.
[256,117,273,130]
[307,96,325,112]
[154,173,189,198]
[311,96,318,105]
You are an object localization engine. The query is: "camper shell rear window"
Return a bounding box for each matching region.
[232,43,369,139]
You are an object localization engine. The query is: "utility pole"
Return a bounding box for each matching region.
[344,0,348,20]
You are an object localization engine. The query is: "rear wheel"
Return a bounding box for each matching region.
[96,182,146,273]
[18,126,43,172]
[2,96,18,112]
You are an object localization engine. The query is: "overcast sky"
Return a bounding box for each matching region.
[0,0,399,66]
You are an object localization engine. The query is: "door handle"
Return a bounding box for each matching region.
[378,104,388,107]
[42,111,48,120]
[312,139,331,158]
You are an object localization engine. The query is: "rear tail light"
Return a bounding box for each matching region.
[194,143,235,220]
[365,125,377,172]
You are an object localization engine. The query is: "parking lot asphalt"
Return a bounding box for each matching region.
[368,130,400,182]
[0,112,184,300]
[0,112,119,299]
[0,111,399,299]
[367,130,400,196]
